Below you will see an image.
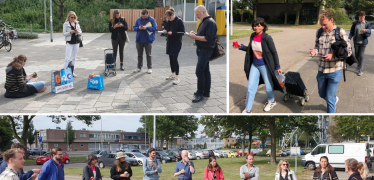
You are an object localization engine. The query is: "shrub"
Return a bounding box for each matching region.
[17,32,38,39]
[256,152,267,156]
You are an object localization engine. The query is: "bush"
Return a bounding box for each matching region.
[256,152,267,156]
[17,32,38,39]
[328,8,353,25]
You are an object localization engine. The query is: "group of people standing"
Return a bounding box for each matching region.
[237,9,371,113]
[4,5,218,103]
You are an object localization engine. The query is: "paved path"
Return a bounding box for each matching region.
[229,26,374,113]
[0,32,226,113]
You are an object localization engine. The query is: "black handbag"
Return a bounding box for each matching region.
[68,61,74,74]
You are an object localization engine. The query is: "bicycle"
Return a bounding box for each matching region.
[0,20,12,52]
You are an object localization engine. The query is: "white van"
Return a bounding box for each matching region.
[301,143,371,170]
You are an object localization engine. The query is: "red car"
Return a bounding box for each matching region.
[237,149,257,156]
[36,152,70,165]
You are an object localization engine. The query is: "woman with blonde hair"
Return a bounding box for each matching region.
[357,162,373,180]
[63,11,82,77]
[275,159,297,180]
[345,158,363,180]
[313,156,338,180]
[4,54,47,98]
[110,152,132,180]
[163,6,185,85]
[109,10,128,70]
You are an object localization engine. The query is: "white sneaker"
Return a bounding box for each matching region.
[173,77,180,85]
[73,73,77,77]
[147,69,152,74]
[335,96,339,106]
[133,68,141,73]
[166,74,175,80]
[263,101,276,112]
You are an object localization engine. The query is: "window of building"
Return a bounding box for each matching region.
[79,133,86,137]
[89,134,94,138]
[179,140,183,143]
[232,140,235,143]
[54,144,58,147]
[81,144,84,147]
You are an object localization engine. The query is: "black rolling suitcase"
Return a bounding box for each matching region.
[283,71,309,106]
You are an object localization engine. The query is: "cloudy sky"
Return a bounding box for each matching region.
[32,115,205,136]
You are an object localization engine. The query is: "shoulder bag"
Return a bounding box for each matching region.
[197,18,225,61]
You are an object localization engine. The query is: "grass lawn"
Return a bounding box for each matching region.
[64,156,313,180]
[229,29,283,40]
[233,22,352,30]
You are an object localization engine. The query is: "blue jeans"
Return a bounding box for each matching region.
[195,48,213,96]
[316,70,342,113]
[27,80,45,91]
[245,64,275,111]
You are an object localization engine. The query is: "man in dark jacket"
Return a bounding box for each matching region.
[0,143,40,180]
[348,11,371,76]
[133,9,157,74]
[38,147,64,180]
[188,5,217,103]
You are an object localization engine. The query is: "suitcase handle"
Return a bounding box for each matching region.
[104,48,113,54]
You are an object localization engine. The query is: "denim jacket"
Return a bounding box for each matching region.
[143,158,162,180]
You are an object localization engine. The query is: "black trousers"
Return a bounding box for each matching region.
[354,43,367,71]
[111,34,126,63]
[169,55,179,75]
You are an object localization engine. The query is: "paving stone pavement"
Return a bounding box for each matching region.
[0,32,227,113]
[230,27,374,113]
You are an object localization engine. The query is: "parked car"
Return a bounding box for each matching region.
[194,151,209,160]
[165,151,181,162]
[156,151,176,164]
[238,149,257,156]
[28,148,46,156]
[124,152,147,165]
[97,153,138,168]
[86,150,112,160]
[302,143,371,170]
[266,149,287,157]
[36,152,70,165]
[366,15,374,28]
[215,147,223,150]
[122,149,141,153]
[226,151,238,158]
[204,149,215,158]
[370,148,374,161]
[187,150,197,160]
[280,150,290,156]
[142,151,162,161]
[213,150,224,158]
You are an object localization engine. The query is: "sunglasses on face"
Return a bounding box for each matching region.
[282,164,289,166]
[70,17,76,19]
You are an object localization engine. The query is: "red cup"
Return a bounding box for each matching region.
[233,41,238,48]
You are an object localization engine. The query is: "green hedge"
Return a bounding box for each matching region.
[17,32,38,39]
[256,152,267,157]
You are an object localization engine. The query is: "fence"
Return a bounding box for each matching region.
[110,7,169,31]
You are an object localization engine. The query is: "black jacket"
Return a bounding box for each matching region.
[348,172,363,180]
[4,64,38,98]
[241,32,284,93]
[109,18,128,41]
[312,170,339,180]
[196,16,217,49]
[110,164,132,180]
[166,16,185,57]
[82,165,102,180]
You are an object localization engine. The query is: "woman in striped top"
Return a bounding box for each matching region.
[238,17,283,113]
[4,55,47,98]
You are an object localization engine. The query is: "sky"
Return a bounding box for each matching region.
[32,115,205,136]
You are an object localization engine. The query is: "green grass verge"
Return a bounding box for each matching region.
[17,32,38,39]
[229,29,283,40]
[233,22,352,29]
[16,28,46,33]
[64,157,312,180]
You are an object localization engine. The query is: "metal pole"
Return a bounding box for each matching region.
[295,134,297,172]
[66,120,69,152]
[145,118,147,150]
[101,119,103,150]
[230,0,233,36]
[153,116,156,148]
[49,0,53,42]
[44,0,47,32]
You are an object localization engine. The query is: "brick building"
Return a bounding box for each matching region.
[35,129,148,152]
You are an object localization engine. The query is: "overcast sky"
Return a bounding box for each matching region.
[32,115,205,136]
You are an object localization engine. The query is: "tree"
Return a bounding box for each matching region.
[284,0,289,24]
[27,121,36,148]
[136,127,145,133]
[255,126,269,152]
[0,116,13,151]
[52,0,67,19]
[314,0,342,24]
[7,115,100,158]
[326,125,344,143]
[334,116,374,142]
[139,116,199,149]
[64,121,76,151]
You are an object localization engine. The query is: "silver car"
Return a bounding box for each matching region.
[194,151,209,160]
[124,152,147,165]
[213,150,223,158]
[187,151,197,160]
[97,153,138,168]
